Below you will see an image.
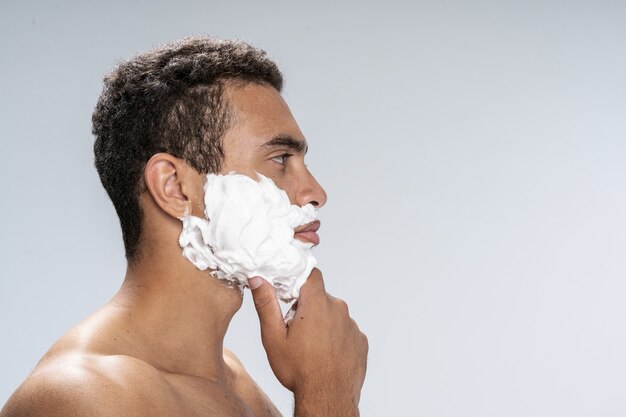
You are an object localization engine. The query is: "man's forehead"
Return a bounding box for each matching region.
[224,82,290,118]
[224,82,308,153]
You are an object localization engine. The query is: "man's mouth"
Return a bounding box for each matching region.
[294,220,321,245]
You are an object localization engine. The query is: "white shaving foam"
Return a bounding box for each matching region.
[178,172,317,302]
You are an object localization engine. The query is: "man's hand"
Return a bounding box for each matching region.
[249,269,368,417]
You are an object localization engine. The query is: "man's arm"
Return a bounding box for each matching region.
[249,269,368,417]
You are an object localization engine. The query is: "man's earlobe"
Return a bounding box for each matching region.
[144,153,191,219]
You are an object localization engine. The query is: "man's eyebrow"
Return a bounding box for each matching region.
[260,134,308,154]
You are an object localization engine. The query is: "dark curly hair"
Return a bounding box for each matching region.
[92,37,283,262]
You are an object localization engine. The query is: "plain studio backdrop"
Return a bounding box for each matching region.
[1,1,625,416]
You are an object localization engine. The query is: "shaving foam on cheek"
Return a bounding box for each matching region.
[178,172,317,302]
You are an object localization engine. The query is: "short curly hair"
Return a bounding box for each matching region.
[92,37,283,261]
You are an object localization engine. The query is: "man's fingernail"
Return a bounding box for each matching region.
[248,277,262,290]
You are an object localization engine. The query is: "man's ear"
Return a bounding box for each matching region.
[144,153,200,219]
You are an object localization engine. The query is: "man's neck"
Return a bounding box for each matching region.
[108,248,243,382]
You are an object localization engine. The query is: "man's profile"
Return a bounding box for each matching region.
[0,37,368,417]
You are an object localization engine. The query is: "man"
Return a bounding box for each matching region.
[1,38,368,417]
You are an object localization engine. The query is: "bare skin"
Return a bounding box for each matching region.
[1,83,368,417]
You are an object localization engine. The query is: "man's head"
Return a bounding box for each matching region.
[93,37,326,263]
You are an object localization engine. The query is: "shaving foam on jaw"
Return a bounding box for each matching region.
[178,172,317,302]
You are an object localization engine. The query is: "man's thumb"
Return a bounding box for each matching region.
[249,277,286,339]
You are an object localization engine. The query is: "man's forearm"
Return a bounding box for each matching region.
[294,394,359,417]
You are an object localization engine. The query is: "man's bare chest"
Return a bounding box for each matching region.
[162,374,264,417]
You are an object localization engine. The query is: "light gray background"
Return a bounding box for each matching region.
[1,1,625,416]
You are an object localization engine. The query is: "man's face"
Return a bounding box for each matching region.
[219,82,327,210]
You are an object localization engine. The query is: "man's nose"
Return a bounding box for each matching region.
[295,169,327,209]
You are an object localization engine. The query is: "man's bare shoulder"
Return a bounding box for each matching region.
[1,353,177,417]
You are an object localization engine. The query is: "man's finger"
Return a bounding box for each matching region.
[298,268,326,300]
[249,277,287,341]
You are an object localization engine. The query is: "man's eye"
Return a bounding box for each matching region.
[271,154,291,165]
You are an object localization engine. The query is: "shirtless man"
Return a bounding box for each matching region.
[1,38,368,417]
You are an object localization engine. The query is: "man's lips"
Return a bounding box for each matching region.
[294,220,321,245]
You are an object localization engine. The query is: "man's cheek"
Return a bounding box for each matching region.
[178,172,317,302]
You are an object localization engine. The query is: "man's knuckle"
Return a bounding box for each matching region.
[334,298,349,314]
